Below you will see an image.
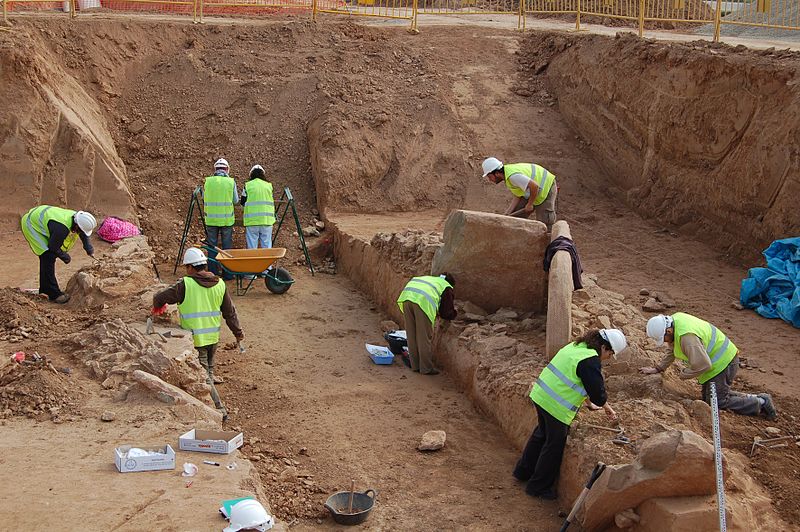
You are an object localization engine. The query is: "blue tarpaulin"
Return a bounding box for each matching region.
[740,237,800,328]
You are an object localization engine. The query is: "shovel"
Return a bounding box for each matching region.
[559,462,606,532]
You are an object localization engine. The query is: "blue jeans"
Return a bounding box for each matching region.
[245,225,273,250]
[245,225,273,273]
[205,225,233,278]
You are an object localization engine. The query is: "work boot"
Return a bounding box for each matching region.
[219,405,229,422]
[421,368,440,376]
[53,294,70,304]
[213,375,225,385]
[758,393,777,421]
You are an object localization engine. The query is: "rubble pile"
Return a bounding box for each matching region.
[63,319,212,404]
[0,357,83,420]
[370,230,442,278]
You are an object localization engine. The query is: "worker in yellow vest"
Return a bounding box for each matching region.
[514,329,626,499]
[152,247,244,420]
[641,313,777,420]
[396,274,457,375]
[240,165,276,251]
[20,205,97,304]
[203,158,238,278]
[482,157,558,230]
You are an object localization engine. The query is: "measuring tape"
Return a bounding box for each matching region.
[710,382,727,532]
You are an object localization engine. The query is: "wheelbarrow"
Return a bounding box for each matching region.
[201,245,294,296]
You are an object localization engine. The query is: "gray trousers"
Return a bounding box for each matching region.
[701,356,762,417]
[197,343,227,415]
[403,301,435,374]
[513,184,558,230]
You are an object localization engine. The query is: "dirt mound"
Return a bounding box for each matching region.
[0,23,135,231]
[370,230,443,277]
[0,359,84,421]
[520,32,800,261]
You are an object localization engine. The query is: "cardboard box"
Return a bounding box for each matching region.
[179,429,244,454]
[114,444,176,473]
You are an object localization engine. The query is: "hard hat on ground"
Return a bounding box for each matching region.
[482,157,503,177]
[182,247,207,267]
[646,315,673,346]
[223,499,273,532]
[74,211,97,236]
[214,158,230,170]
[599,328,627,357]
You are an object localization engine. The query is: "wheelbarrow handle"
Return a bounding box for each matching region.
[199,240,233,258]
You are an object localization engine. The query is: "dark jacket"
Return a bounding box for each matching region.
[438,287,457,321]
[153,271,243,339]
[48,220,93,260]
[576,356,607,406]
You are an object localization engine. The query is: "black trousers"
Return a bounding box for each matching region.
[39,251,62,300]
[513,402,570,495]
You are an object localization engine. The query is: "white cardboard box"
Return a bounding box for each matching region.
[114,444,176,473]
[179,429,244,454]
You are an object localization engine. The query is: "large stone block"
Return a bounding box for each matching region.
[431,210,549,313]
[579,430,719,531]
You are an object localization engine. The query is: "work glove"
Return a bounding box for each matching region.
[152,304,168,316]
[59,252,72,264]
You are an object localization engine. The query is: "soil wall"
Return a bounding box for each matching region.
[521,33,800,260]
[0,25,135,230]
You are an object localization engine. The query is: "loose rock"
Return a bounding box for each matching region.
[642,298,666,312]
[100,411,116,422]
[418,430,446,451]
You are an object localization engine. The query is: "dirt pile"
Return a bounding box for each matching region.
[519,32,800,261]
[370,230,443,278]
[0,357,84,421]
[0,23,135,231]
[66,235,157,309]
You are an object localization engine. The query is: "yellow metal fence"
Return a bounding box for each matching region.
[3,0,800,41]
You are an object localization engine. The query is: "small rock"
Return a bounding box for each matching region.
[489,308,518,323]
[732,302,744,310]
[614,508,640,528]
[279,466,298,481]
[100,411,116,422]
[380,320,399,332]
[689,400,711,427]
[642,298,666,312]
[765,427,781,436]
[299,447,309,456]
[654,291,676,308]
[748,359,760,369]
[598,315,612,329]
[314,220,325,231]
[573,290,591,303]
[773,369,784,376]
[639,288,650,296]
[302,226,321,238]
[127,119,146,134]
[418,430,446,451]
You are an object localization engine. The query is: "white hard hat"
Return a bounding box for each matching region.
[74,211,97,236]
[646,315,673,346]
[482,157,503,177]
[214,158,230,170]
[250,164,264,173]
[599,328,627,357]
[223,499,273,532]
[182,247,207,267]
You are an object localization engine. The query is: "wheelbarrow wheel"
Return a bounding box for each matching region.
[265,267,293,294]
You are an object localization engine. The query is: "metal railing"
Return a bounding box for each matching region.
[3,0,800,41]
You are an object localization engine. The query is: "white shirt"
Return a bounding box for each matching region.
[508,173,532,199]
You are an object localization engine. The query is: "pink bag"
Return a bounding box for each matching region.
[97,216,141,243]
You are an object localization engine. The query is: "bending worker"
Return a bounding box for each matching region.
[21,205,97,304]
[397,274,457,375]
[240,164,276,251]
[153,247,244,421]
[482,157,558,230]
[203,158,238,277]
[641,313,777,420]
[514,329,627,499]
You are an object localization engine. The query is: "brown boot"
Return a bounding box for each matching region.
[53,294,70,304]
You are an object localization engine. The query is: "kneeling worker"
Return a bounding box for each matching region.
[514,329,627,499]
[482,157,558,230]
[153,247,244,420]
[21,205,97,304]
[641,313,777,420]
[397,274,457,375]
